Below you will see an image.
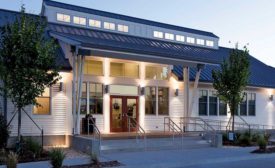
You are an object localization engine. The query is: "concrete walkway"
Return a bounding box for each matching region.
[100,146,275,168]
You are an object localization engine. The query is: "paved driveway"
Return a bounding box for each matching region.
[100,146,275,168]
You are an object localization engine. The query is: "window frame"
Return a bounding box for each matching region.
[157,87,169,116]
[117,24,129,33]
[73,16,87,26]
[145,86,157,115]
[88,83,104,115]
[104,22,116,30]
[198,90,208,116]
[145,64,170,80]
[206,40,214,47]
[56,13,71,23]
[197,39,205,45]
[110,61,140,79]
[89,19,101,28]
[153,31,164,38]
[33,87,51,115]
[187,37,195,44]
[84,59,104,76]
[176,35,185,42]
[164,33,175,40]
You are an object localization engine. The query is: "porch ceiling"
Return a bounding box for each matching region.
[47,23,225,67]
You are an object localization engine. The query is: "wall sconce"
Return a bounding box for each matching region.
[59,82,64,92]
[140,87,145,96]
[175,88,179,96]
[269,95,273,101]
[104,85,109,94]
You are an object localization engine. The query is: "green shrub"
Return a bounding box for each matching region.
[222,133,228,142]
[5,152,18,168]
[24,138,42,158]
[257,135,267,150]
[0,114,9,149]
[49,148,66,168]
[237,133,251,146]
[251,133,260,143]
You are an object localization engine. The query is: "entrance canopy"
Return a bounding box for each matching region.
[48,23,225,67]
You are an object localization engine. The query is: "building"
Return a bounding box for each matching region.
[1,0,275,146]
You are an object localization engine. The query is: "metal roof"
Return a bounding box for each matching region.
[48,23,224,65]
[0,9,72,71]
[43,0,219,38]
[173,50,275,89]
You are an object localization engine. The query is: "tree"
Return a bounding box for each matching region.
[0,6,60,141]
[212,45,250,132]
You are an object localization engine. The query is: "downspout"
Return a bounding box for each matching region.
[189,64,204,116]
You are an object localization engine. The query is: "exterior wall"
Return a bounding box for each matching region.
[6,72,72,140]
[190,83,275,127]
[43,4,219,49]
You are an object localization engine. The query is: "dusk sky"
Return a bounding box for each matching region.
[1,0,275,66]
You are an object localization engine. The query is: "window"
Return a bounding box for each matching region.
[187,37,195,44]
[145,65,169,80]
[206,40,214,47]
[89,19,101,28]
[219,100,227,116]
[80,83,87,115]
[240,93,247,116]
[145,87,156,115]
[153,31,163,38]
[209,91,217,115]
[89,83,103,114]
[73,16,86,25]
[110,62,139,78]
[197,39,205,45]
[56,13,70,23]
[118,24,129,32]
[104,22,115,30]
[176,35,185,42]
[199,90,208,116]
[165,33,174,40]
[33,87,50,115]
[84,59,103,76]
[248,93,256,116]
[158,87,169,115]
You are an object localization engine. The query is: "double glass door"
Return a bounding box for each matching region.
[110,96,138,132]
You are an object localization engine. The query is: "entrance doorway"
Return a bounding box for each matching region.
[110,96,139,132]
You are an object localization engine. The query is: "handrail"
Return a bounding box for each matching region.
[164,117,184,146]
[87,117,101,155]
[127,116,147,150]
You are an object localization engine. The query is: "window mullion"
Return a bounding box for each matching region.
[156,86,158,116]
[87,82,89,114]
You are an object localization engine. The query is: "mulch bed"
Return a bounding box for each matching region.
[251,147,275,154]
[63,160,124,168]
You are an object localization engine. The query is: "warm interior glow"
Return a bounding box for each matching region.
[103,94,110,133]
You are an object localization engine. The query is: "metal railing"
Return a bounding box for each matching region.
[164,117,183,141]
[87,118,101,154]
[127,116,147,149]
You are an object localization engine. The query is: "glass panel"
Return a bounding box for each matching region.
[80,83,87,114]
[158,87,169,115]
[209,91,217,116]
[33,97,50,115]
[219,100,227,116]
[84,60,103,76]
[199,90,207,115]
[240,93,247,116]
[89,83,103,114]
[127,99,137,120]
[145,87,156,115]
[111,98,123,130]
[248,93,256,116]
[124,63,139,78]
[145,66,168,80]
[110,62,124,77]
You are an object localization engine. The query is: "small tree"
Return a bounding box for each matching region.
[0,7,60,141]
[212,45,250,132]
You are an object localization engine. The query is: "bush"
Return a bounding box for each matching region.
[5,152,18,168]
[24,138,42,159]
[251,133,260,143]
[257,135,267,150]
[0,114,9,149]
[237,133,251,146]
[49,148,66,168]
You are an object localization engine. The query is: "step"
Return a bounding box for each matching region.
[100,136,210,154]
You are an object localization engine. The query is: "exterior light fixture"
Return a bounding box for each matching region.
[104,85,109,94]
[140,87,145,95]
[175,88,179,96]
[59,82,64,92]
[269,95,273,101]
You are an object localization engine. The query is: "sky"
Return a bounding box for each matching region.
[0,0,275,67]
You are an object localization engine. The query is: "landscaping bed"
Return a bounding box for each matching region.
[251,147,275,154]
[63,160,123,168]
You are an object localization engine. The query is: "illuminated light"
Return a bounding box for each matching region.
[175,89,179,96]
[269,95,274,101]
[139,96,145,128]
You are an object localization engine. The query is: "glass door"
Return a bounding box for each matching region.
[110,97,123,132]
